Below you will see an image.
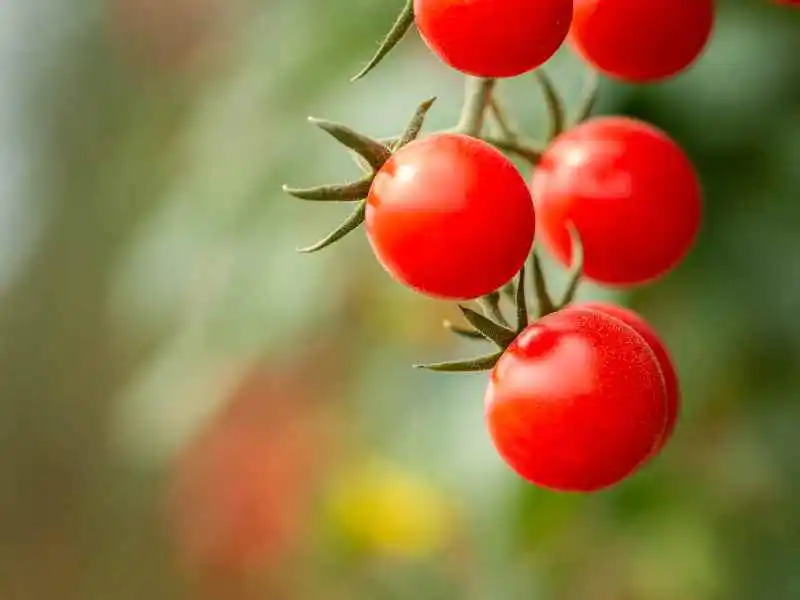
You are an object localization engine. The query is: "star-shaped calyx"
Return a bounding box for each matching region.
[282,97,437,253]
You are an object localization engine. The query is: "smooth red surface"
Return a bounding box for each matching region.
[531,116,702,286]
[414,0,573,78]
[575,302,680,455]
[485,308,667,492]
[569,0,714,82]
[366,133,535,300]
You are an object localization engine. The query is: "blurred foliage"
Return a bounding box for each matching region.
[0,1,798,599]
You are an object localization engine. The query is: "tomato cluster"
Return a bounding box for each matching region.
[283,0,738,492]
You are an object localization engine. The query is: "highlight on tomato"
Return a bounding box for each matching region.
[531,116,702,287]
[414,0,573,78]
[485,307,668,492]
[366,132,536,300]
[569,0,715,83]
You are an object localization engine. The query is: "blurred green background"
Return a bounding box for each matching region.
[0,1,798,599]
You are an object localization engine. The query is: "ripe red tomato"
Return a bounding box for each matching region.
[485,307,667,492]
[413,0,573,78]
[531,116,702,286]
[366,133,535,300]
[572,302,680,455]
[569,0,714,83]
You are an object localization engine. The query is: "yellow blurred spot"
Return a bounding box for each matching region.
[326,458,456,559]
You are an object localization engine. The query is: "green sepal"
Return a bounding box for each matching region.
[459,305,517,348]
[534,69,566,141]
[308,117,391,171]
[282,176,372,202]
[395,97,437,149]
[501,280,516,303]
[297,200,366,253]
[350,0,414,82]
[443,320,486,341]
[477,292,510,328]
[413,350,504,373]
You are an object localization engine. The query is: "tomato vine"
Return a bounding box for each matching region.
[282,0,722,490]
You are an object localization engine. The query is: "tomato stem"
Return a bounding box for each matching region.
[531,252,557,316]
[480,134,542,164]
[456,76,496,136]
[487,95,517,141]
[350,0,415,82]
[572,70,600,126]
[514,263,529,331]
[557,224,585,308]
[534,69,566,141]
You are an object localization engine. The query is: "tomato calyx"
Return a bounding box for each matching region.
[414,263,529,372]
[416,227,585,372]
[283,97,436,253]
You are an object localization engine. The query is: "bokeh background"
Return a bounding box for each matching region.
[0,1,798,599]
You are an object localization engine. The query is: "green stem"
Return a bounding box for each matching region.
[456,77,496,137]
[488,95,517,141]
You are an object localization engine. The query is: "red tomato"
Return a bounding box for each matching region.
[485,307,667,492]
[413,0,573,78]
[531,116,702,286]
[569,0,714,83]
[366,133,535,300]
[573,302,680,455]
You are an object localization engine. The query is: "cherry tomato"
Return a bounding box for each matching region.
[573,302,680,455]
[531,116,702,286]
[366,133,535,300]
[485,307,667,492]
[569,0,714,83]
[413,0,573,78]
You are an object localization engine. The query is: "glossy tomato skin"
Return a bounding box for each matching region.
[413,0,573,78]
[569,0,714,83]
[572,302,680,455]
[532,116,702,286]
[485,308,667,492]
[366,133,535,300]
